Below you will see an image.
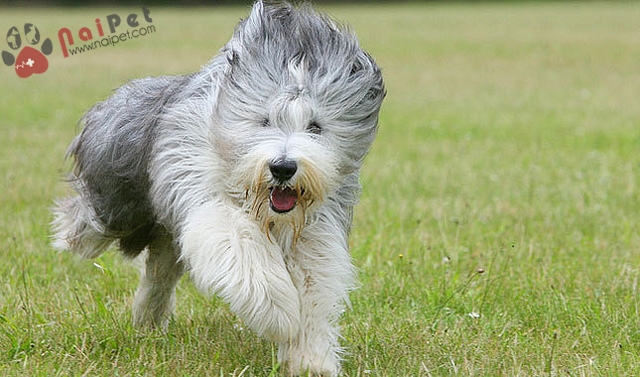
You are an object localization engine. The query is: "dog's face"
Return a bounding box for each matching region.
[210,3,385,235]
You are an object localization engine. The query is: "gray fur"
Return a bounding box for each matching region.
[52,2,384,374]
[218,2,384,173]
[56,2,383,256]
[66,75,193,256]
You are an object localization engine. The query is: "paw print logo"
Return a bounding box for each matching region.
[2,23,53,78]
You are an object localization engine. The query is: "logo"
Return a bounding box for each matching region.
[3,7,155,79]
[58,7,154,58]
[2,23,53,78]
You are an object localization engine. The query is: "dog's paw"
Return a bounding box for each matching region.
[3,23,53,78]
[281,347,340,377]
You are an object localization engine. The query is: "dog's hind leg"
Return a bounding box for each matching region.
[132,231,184,330]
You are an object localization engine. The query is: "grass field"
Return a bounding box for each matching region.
[1,2,639,376]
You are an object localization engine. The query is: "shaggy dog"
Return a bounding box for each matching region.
[52,1,384,375]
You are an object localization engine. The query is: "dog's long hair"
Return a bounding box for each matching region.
[53,2,384,257]
[52,2,384,375]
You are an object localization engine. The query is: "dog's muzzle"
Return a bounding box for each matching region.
[269,159,299,213]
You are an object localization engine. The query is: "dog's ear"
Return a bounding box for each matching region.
[242,1,293,39]
[227,1,294,61]
[228,1,265,52]
[225,1,267,65]
[225,1,264,67]
[244,1,266,36]
[354,51,386,106]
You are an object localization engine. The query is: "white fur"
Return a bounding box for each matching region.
[51,2,384,375]
[180,199,301,343]
[277,211,355,376]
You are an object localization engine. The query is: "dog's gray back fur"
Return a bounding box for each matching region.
[68,75,193,255]
[57,1,384,258]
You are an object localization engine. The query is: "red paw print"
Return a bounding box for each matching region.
[2,23,53,79]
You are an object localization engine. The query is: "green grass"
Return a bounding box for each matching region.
[1,2,639,376]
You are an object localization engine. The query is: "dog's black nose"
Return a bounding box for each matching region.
[269,159,297,182]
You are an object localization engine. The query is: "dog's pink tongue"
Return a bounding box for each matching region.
[270,187,298,212]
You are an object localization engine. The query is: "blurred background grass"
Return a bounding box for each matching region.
[1,2,639,376]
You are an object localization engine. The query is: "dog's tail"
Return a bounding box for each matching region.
[51,196,114,258]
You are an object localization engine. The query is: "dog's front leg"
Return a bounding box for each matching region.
[180,199,300,343]
[279,211,355,377]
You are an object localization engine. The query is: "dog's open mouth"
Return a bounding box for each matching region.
[269,187,298,213]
